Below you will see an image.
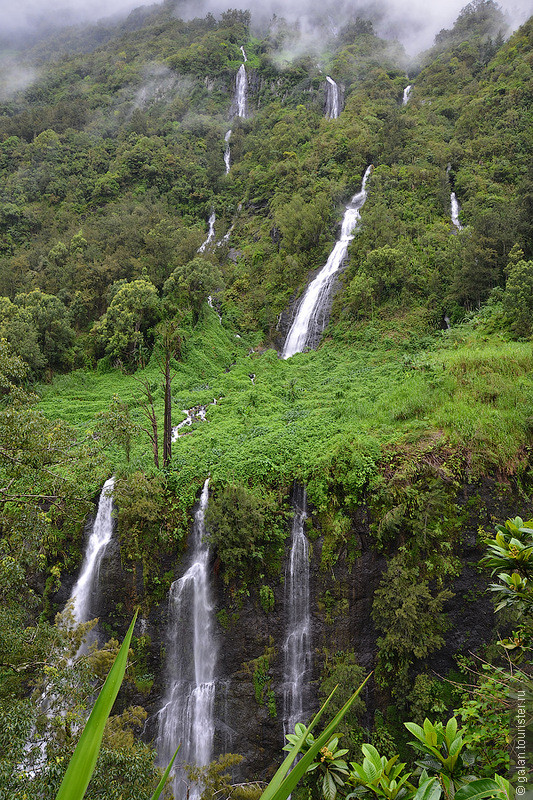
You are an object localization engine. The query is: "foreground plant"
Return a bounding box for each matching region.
[54,611,178,800]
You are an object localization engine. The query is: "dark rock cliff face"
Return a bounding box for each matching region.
[54,476,530,781]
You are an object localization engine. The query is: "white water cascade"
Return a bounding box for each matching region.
[198,211,216,253]
[235,48,248,119]
[172,406,207,441]
[402,84,412,105]
[157,479,217,800]
[283,486,311,736]
[325,76,340,119]
[282,165,373,359]
[235,64,248,118]
[450,192,464,230]
[70,476,115,626]
[224,129,232,174]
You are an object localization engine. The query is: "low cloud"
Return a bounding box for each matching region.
[0,0,530,54]
[0,56,38,99]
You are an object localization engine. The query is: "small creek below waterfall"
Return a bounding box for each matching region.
[172,406,207,441]
[157,479,217,800]
[283,486,311,736]
[325,76,340,119]
[282,165,373,359]
[70,476,115,627]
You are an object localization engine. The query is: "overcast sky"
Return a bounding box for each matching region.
[0,0,530,53]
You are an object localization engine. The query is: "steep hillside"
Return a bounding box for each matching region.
[0,1,531,797]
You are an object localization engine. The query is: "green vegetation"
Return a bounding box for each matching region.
[0,0,532,796]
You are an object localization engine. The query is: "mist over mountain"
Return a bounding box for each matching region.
[0,0,530,53]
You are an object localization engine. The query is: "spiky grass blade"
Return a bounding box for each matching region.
[150,745,181,800]
[55,611,138,800]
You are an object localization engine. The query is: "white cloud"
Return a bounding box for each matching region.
[0,0,529,53]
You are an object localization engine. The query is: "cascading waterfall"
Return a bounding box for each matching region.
[172,406,207,441]
[450,192,463,230]
[198,211,216,252]
[23,477,115,774]
[325,76,340,119]
[70,476,115,626]
[224,48,248,174]
[282,165,373,359]
[224,129,232,174]
[235,48,248,119]
[157,479,217,800]
[283,486,311,736]
[402,84,412,105]
[235,64,248,118]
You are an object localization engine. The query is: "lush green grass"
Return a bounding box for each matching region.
[39,310,533,512]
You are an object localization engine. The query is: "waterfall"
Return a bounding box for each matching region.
[402,84,412,105]
[22,477,115,773]
[283,486,311,736]
[282,165,373,359]
[325,76,340,119]
[198,211,216,252]
[450,192,463,230]
[70,476,115,626]
[235,64,248,118]
[157,479,217,800]
[224,129,232,174]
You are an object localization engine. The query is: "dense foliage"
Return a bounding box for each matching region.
[0,0,532,795]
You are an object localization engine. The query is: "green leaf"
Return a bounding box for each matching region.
[324,770,338,800]
[55,611,138,800]
[262,674,372,800]
[150,745,180,800]
[445,717,458,744]
[454,779,508,800]
[362,744,384,775]
[260,684,339,800]
[405,723,425,743]
[413,777,442,800]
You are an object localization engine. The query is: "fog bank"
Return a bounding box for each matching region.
[0,0,530,54]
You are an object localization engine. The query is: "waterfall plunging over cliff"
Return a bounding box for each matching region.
[235,63,248,118]
[283,486,311,736]
[70,477,115,625]
[224,129,232,174]
[402,84,412,105]
[282,165,372,359]
[157,479,217,800]
[225,48,248,172]
[325,76,340,119]
[450,192,463,230]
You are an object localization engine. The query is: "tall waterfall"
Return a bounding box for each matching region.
[70,476,115,625]
[282,165,373,359]
[235,64,248,118]
[224,129,232,174]
[450,192,463,230]
[325,76,340,119]
[157,479,217,800]
[198,211,216,252]
[283,486,311,736]
[402,84,412,105]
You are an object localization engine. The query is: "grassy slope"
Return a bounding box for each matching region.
[39,306,533,501]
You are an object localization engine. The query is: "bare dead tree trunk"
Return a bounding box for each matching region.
[163,348,172,468]
[133,376,159,469]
